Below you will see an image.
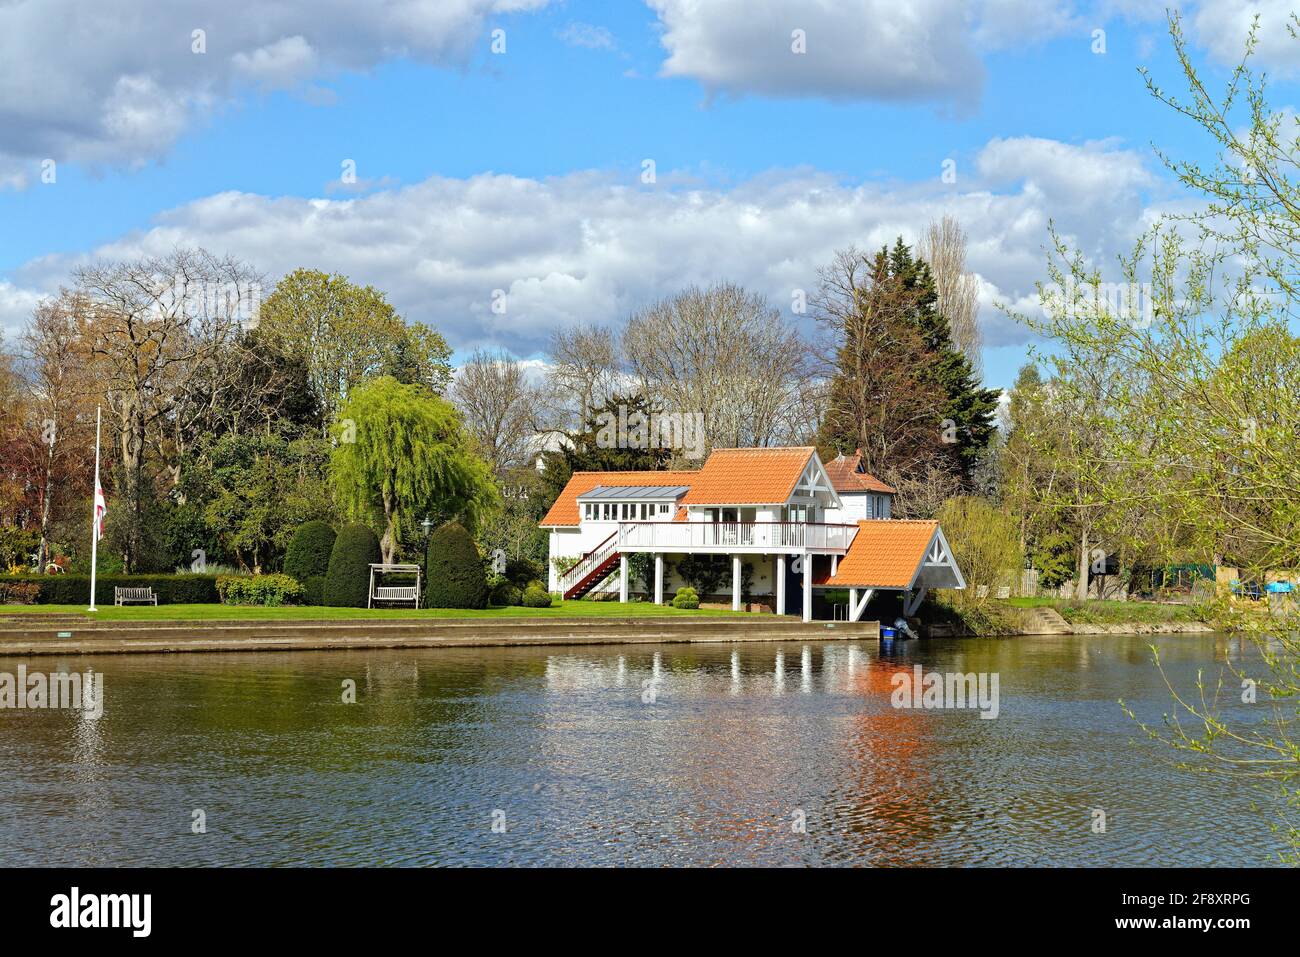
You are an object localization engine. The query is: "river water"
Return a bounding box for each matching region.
[0,632,1285,866]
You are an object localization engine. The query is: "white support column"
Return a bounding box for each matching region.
[776,555,786,616]
[903,587,926,617]
[802,554,812,623]
[831,554,838,575]
[732,554,742,611]
[619,554,629,603]
[653,553,664,605]
[849,588,874,622]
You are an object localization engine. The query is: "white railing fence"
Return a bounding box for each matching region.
[616,521,855,552]
[559,534,619,594]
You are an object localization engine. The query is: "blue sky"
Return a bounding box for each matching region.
[0,1,1291,391]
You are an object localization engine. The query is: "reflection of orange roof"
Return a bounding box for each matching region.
[825,450,896,494]
[540,471,697,527]
[826,520,938,589]
[679,447,814,506]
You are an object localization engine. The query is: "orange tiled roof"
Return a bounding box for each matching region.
[825,520,939,589]
[825,450,896,494]
[539,471,698,527]
[678,447,815,506]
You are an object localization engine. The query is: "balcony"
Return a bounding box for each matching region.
[616,521,857,553]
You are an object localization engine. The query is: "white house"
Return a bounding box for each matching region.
[541,446,963,622]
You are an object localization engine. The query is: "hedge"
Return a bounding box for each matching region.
[283,521,336,584]
[425,522,488,609]
[217,573,303,606]
[0,574,222,605]
[324,523,381,608]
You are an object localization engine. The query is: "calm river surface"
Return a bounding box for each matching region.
[0,633,1285,866]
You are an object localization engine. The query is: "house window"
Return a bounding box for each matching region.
[659,503,670,515]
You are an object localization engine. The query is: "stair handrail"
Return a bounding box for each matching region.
[559,532,618,592]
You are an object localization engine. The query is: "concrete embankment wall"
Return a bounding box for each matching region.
[0,616,880,657]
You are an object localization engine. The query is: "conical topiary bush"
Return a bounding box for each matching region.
[425,521,488,609]
[284,521,336,584]
[324,523,381,607]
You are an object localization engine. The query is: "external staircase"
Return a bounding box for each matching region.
[558,533,621,600]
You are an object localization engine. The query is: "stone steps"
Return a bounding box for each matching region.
[0,616,879,656]
[1014,606,1073,635]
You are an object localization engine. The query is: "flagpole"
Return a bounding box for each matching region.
[88,406,101,613]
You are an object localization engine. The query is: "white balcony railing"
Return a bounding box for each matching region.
[616,521,856,552]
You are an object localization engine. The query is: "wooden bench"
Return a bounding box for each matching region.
[114,586,158,606]
[373,585,419,608]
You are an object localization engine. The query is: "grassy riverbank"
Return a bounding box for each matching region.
[0,601,749,622]
[924,596,1209,636]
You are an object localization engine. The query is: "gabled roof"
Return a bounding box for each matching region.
[825,449,896,494]
[540,471,698,527]
[678,447,816,506]
[824,520,947,589]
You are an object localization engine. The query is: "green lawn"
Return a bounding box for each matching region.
[1001,597,1204,624]
[0,601,749,622]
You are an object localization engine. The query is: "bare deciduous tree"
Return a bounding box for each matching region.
[922,215,982,376]
[20,293,94,568]
[544,323,619,432]
[74,247,262,570]
[622,283,807,454]
[451,349,540,475]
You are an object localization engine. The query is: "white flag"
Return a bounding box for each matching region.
[94,479,107,541]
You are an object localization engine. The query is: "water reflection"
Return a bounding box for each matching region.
[0,633,1283,866]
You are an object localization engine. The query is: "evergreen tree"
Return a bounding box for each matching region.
[817,239,998,487]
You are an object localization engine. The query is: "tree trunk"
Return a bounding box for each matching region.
[1075,525,1090,601]
[117,400,147,572]
[37,421,55,569]
[380,486,397,565]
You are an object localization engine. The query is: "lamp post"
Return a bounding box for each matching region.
[420,516,434,579]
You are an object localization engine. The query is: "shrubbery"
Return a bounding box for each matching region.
[520,583,553,608]
[503,558,541,587]
[217,573,303,606]
[425,522,488,609]
[0,574,222,605]
[284,521,336,585]
[0,580,40,604]
[324,523,381,607]
[489,577,522,607]
[671,586,700,609]
[301,575,327,607]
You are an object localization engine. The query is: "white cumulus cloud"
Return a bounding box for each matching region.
[2,137,1166,364]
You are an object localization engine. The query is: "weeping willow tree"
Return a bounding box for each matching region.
[1010,11,1300,861]
[330,376,499,564]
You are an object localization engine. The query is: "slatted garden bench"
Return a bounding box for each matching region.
[372,585,420,608]
[114,586,158,606]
